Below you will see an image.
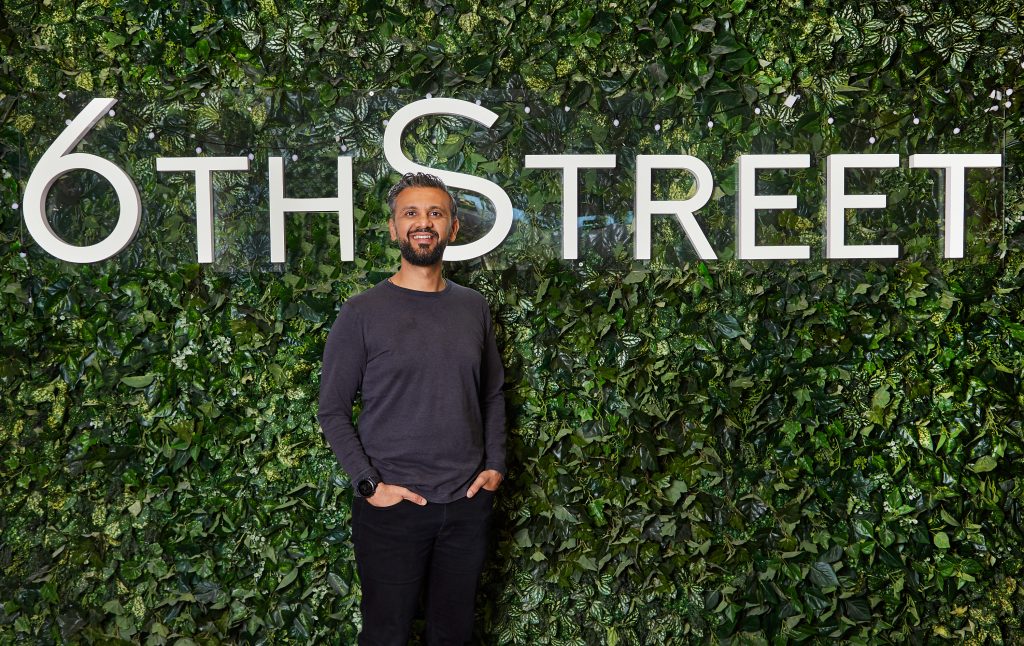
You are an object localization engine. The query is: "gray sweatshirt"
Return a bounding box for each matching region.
[317,279,506,503]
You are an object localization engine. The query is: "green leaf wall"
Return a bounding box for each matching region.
[2,1,1024,643]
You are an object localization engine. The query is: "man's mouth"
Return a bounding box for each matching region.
[409,231,437,243]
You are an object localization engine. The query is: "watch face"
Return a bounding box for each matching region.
[358,479,376,497]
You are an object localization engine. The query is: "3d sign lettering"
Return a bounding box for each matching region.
[22,98,1003,264]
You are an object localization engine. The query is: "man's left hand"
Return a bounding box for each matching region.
[466,470,503,498]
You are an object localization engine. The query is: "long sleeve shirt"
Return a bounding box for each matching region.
[317,279,506,503]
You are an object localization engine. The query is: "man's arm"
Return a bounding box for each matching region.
[317,304,381,489]
[468,299,506,497]
[318,304,427,506]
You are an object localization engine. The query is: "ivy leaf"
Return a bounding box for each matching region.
[577,554,598,571]
[808,562,839,588]
[933,531,950,549]
[665,479,687,504]
[844,597,871,622]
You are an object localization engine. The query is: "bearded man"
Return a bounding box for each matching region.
[318,172,506,645]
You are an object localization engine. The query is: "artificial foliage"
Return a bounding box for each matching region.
[2,1,1024,644]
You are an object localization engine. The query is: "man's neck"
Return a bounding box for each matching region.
[390,262,446,292]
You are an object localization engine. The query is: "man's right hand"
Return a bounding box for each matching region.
[365,483,427,507]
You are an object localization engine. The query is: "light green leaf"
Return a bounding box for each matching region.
[276,568,299,591]
[970,456,998,473]
[121,374,155,388]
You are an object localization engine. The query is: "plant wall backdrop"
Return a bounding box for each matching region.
[2,1,1024,643]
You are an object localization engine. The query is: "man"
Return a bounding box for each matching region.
[317,172,506,646]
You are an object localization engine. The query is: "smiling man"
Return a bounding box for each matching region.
[318,172,506,645]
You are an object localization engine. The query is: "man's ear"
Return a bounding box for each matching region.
[449,217,459,241]
[388,215,397,241]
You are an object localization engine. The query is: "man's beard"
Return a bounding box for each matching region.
[398,230,448,266]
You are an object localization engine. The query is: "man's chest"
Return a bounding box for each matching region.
[363,305,485,376]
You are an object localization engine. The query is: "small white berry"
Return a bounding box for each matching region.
[869,136,876,144]
[913,117,920,125]
[827,117,834,124]
[291,154,298,161]
[654,124,661,131]
[524,106,530,114]
[613,119,620,127]
[707,120,714,129]
[754,107,761,115]
[108,109,115,117]
[148,132,155,139]
[195,147,202,154]
[953,127,961,134]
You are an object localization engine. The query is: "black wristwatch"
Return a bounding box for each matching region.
[357,477,379,498]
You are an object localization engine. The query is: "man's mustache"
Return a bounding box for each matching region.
[407,228,438,238]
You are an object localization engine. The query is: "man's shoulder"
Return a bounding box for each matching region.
[340,280,390,309]
[446,278,493,309]
[329,281,389,327]
[445,280,491,307]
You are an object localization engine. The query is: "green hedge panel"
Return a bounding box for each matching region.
[2,1,1024,643]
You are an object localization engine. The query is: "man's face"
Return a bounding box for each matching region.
[389,186,459,267]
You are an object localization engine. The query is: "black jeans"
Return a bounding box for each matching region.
[352,489,495,646]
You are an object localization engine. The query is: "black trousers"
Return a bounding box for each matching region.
[351,489,495,646]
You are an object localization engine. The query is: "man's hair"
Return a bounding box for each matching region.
[386,173,458,220]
